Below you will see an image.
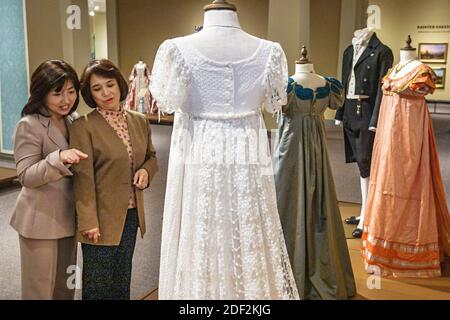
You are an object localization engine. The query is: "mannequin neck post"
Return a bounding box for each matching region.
[295,63,316,74]
[400,50,417,63]
[203,10,241,29]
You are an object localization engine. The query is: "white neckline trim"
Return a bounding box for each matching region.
[187,39,265,66]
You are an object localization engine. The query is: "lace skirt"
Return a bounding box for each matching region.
[158,110,299,300]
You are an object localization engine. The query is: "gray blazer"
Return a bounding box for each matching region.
[10,113,78,239]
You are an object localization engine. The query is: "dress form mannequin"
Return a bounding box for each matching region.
[291,46,326,89]
[136,61,147,113]
[351,36,418,235]
[394,35,421,78]
[340,27,376,235]
[188,1,260,62]
[354,26,374,233]
[152,1,299,299]
[125,60,153,114]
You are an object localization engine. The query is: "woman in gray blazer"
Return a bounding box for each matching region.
[10,60,88,300]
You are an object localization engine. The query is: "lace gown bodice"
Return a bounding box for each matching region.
[151,36,288,117]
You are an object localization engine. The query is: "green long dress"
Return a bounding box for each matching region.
[273,77,356,300]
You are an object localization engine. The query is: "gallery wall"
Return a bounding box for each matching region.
[117,0,270,79]
[370,0,450,100]
[92,12,108,60]
[25,0,93,116]
[0,0,29,153]
[1,0,450,155]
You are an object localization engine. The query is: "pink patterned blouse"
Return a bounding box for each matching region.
[97,106,136,209]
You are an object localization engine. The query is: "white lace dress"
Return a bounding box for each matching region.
[151,36,299,300]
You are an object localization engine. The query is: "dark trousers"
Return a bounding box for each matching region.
[342,99,375,178]
[81,209,138,300]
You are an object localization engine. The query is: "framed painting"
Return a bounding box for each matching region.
[419,43,448,63]
[432,67,446,89]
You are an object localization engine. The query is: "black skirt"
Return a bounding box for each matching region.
[81,208,139,300]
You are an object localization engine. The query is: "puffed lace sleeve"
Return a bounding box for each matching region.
[410,65,436,96]
[263,42,289,114]
[325,77,345,110]
[150,40,191,114]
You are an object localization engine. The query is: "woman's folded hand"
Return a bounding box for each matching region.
[81,228,101,244]
[133,169,149,190]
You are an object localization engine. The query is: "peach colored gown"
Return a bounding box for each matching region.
[362,63,450,278]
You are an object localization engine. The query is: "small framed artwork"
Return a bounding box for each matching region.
[418,43,448,63]
[432,68,446,89]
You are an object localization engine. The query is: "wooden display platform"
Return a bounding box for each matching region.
[147,114,174,126]
[142,288,158,300]
[0,167,17,186]
[142,202,450,300]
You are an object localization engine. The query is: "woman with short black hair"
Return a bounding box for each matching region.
[11,60,88,300]
[70,59,158,300]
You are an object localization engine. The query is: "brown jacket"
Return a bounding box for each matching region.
[69,110,158,246]
[10,113,77,239]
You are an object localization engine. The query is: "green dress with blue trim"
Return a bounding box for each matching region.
[273,77,356,300]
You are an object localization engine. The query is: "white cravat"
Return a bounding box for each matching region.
[347,28,374,99]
